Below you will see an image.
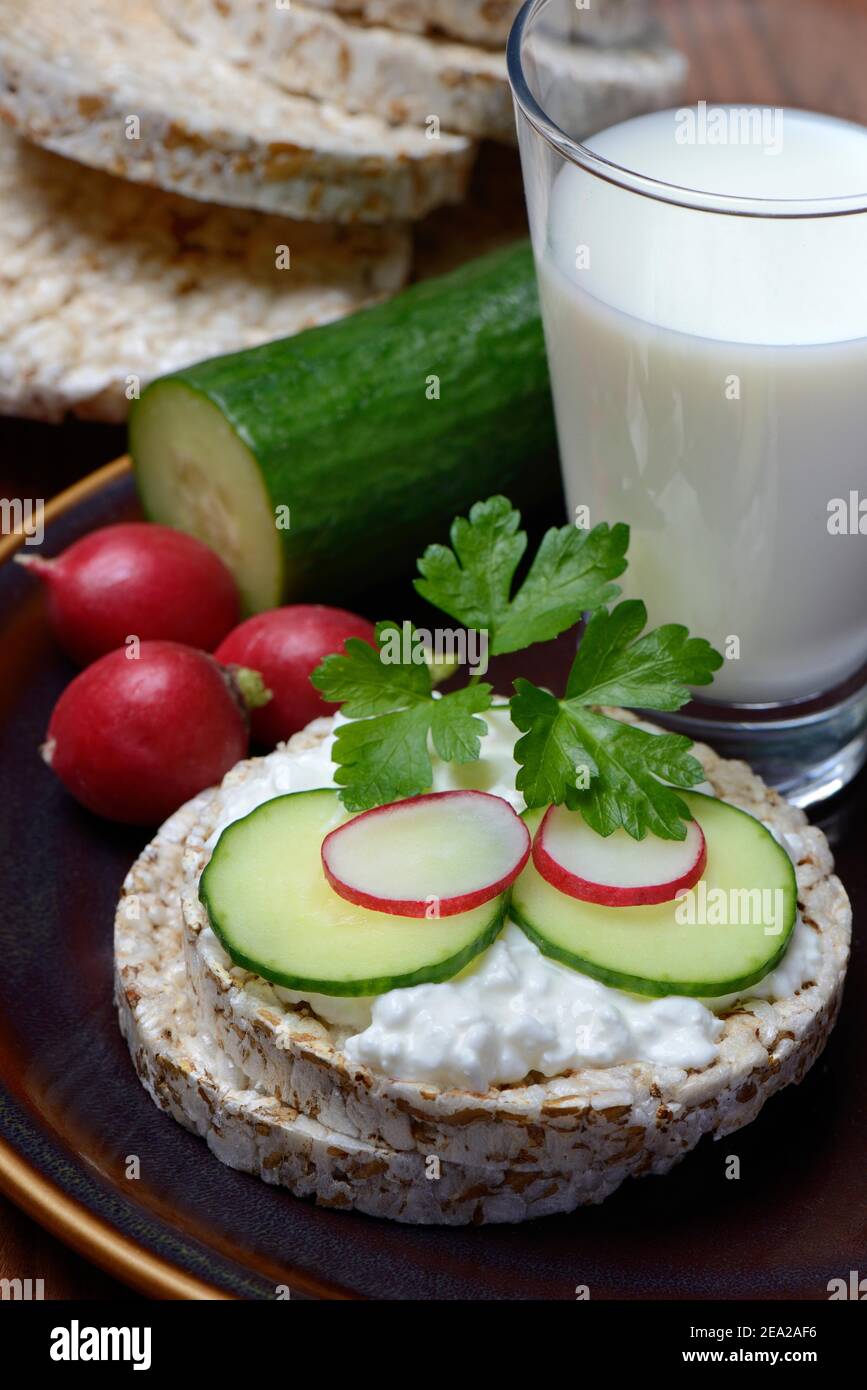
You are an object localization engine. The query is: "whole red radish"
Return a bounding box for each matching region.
[43,640,268,825]
[216,605,375,746]
[17,522,239,665]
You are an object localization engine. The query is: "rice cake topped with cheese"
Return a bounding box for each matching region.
[117,798,684,1224]
[115,711,850,1220]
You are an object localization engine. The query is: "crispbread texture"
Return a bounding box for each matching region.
[0,129,410,423]
[0,0,474,223]
[302,0,652,48]
[159,1,681,145]
[116,799,664,1223]
[160,0,510,142]
[180,713,850,1173]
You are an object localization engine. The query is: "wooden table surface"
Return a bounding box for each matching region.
[0,0,864,1300]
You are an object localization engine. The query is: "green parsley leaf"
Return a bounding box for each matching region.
[564,600,723,710]
[312,621,430,715]
[311,621,492,811]
[414,496,628,656]
[511,601,722,839]
[429,685,493,763]
[329,706,435,812]
[507,682,596,808]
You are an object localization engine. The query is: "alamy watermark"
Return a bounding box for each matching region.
[675,883,786,936]
[1,1277,44,1300]
[675,101,784,156]
[827,491,867,534]
[379,620,489,678]
[50,1322,151,1370]
[0,496,44,546]
[827,1270,866,1299]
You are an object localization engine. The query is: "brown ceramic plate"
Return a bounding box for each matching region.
[0,460,865,1301]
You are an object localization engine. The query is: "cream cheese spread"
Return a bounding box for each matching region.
[208,707,820,1089]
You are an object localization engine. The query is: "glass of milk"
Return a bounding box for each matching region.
[508,0,867,804]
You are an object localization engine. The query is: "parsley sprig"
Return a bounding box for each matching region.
[313,621,492,813]
[311,499,722,838]
[511,601,722,839]
[414,495,628,655]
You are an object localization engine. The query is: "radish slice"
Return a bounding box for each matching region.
[533,805,707,907]
[322,790,530,918]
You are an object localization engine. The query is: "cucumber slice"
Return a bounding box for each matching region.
[511,792,797,998]
[130,242,557,612]
[200,788,507,995]
[131,384,280,614]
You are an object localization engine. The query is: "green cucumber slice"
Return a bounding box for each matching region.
[130,384,280,614]
[199,788,507,995]
[130,242,557,613]
[511,792,797,998]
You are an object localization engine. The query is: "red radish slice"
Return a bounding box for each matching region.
[322,790,530,918]
[533,804,707,907]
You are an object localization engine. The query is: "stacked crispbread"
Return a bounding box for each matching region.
[114,713,850,1224]
[0,130,411,423]
[156,0,685,145]
[0,0,686,421]
[299,0,653,47]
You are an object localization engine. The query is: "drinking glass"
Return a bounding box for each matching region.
[508,0,867,804]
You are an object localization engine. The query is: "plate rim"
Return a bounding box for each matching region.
[0,453,234,1301]
[0,1132,231,1301]
[0,455,132,567]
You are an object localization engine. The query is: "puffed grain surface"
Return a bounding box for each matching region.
[0,129,410,422]
[302,0,652,48]
[0,0,474,222]
[113,710,850,1220]
[160,0,683,144]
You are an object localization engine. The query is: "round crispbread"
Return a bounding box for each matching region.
[179,713,850,1174]
[0,0,474,223]
[159,0,511,143]
[301,0,652,49]
[158,1,684,145]
[0,128,410,423]
[116,798,666,1223]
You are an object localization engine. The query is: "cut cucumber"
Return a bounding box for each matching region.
[130,242,557,612]
[200,788,507,995]
[511,793,797,998]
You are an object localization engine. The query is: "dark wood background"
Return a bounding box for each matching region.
[0,0,864,1299]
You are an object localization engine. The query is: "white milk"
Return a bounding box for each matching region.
[538,108,867,704]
